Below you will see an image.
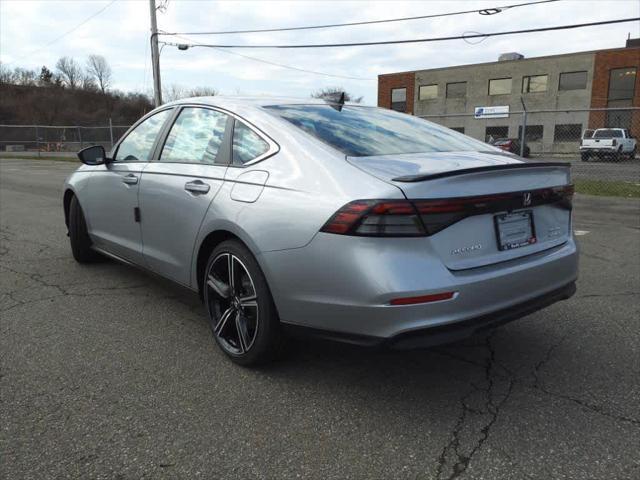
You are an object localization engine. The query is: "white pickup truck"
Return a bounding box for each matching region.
[580,128,637,161]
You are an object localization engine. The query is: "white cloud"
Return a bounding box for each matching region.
[1,0,638,104]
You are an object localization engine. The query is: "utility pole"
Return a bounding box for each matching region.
[149,0,162,107]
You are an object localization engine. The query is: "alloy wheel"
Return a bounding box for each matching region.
[205,252,259,355]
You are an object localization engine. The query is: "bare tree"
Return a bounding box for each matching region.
[311,87,363,103]
[56,57,82,89]
[86,55,112,93]
[187,86,218,97]
[0,62,17,84]
[81,73,98,91]
[163,84,186,102]
[163,84,217,102]
[13,68,37,86]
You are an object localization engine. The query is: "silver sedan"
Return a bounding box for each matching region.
[64,96,578,365]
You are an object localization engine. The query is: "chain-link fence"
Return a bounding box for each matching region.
[1,109,639,198]
[0,123,131,154]
[419,107,640,198]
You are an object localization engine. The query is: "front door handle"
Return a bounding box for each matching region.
[122,174,138,185]
[185,180,210,194]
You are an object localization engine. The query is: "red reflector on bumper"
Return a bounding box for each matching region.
[389,291,456,306]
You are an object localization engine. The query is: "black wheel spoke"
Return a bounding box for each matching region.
[214,306,234,335]
[228,254,235,296]
[239,294,257,309]
[207,274,230,299]
[235,312,249,354]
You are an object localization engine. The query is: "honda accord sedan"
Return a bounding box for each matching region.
[64,96,578,365]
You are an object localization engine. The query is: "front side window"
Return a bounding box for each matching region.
[232,121,269,164]
[608,67,637,100]
[265,104,490,157]
[160,108,229,164]
[559,71,587,91]
[489,78,512,95]
[522,75,548,93]
[390,88,407,112]
[419,84,438,100]
[115,109,172,162]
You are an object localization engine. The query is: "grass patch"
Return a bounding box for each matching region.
[574,179,640,198]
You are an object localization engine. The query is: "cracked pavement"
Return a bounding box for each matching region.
[1,158,639,479]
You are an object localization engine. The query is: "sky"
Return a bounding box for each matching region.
[1,0,639,104]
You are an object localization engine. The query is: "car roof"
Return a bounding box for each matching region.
[162,95,368,112]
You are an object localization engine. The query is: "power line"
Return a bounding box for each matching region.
[4,0,118,65]
[162,37,374,81]
[170,18,640,49]
[160,0,561,36]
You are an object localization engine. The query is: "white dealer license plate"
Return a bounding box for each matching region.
[494,211,536,251]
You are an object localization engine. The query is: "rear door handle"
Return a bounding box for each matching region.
[122,174,138,185]
[185,180,210,194]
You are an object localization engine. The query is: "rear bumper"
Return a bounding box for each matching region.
[259,233,579,339]
[580,146,617,153]
[284,281,576,349]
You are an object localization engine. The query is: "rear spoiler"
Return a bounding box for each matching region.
[392,162,571,183]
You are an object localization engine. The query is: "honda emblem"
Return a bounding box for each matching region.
[523,192,532,207]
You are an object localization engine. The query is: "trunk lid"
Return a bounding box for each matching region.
[347,151,572,270]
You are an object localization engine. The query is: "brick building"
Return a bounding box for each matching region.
[378,40,639,152]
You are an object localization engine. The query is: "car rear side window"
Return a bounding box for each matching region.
[160,107,229,164]
[115,109,172,162]
[264,105,488,157]
[232,121,269,164]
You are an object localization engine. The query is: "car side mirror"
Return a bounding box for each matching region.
[77,145,110,165]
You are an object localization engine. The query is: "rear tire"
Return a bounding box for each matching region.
[615,147,624,162]
[68,195,100,263]
[203,240,284,366]
[629,146,637,161]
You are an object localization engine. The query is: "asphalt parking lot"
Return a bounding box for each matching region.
[1,158,639,480]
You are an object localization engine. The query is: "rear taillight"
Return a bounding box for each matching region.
[321,185,573,237]
[320,200,425,237]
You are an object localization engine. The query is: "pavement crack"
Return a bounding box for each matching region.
[575,292,639,299]
[435,332,514,480]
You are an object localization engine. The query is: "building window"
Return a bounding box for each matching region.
[419,84,438,100]
[517,125,544,141]
[553,124,582,142]
[522,75,548,93]
[559,71,588,91]
[391,88,407,112]
[446,82,466,99]
[605,108,633,130]
[608,67,636,100]
[485,126,509,142]
[450,127,465,134]
[488,78,512,95]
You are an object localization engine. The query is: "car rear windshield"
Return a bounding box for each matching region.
[264,104,489,157]
[593,129,623,138]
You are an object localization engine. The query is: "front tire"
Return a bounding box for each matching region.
[203,240,284,366]
[580,152,589,162]
[68,195,100,263]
